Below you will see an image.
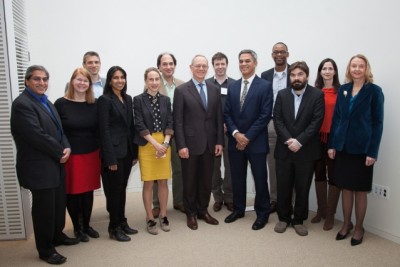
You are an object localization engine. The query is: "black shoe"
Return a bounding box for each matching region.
[336,223,354,240]
[224,211,245,223]
[120,222,138,235]
[74,230,89,242]
[53,234,80,246]
[39,252,67,265]
[109,226,131,242]
[83,227,100,238]
[351,229,365,246]
[252,218,267,230]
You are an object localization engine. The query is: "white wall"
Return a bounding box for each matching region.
[26,0,400,243]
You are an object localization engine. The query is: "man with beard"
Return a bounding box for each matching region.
[273,61,324,236]
[261,42,291,213]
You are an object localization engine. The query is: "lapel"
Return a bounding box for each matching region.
[111,93,129,127]
[295,85,311,120]
[25,91,61,128]
[350,83,370,115]
[141,92,153,116]
[188,81,207,111]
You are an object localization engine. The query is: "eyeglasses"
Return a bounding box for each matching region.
[75,78,90,84]
[31,76,49,82]
[193,64,208,69]
[272,51,288,55]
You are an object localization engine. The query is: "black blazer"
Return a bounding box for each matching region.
[11,89,70,190]
[273,85,325,161]
[261,64,291,88]
[133,92,173,146]
[98,92,137,167]
[173,80,224,155]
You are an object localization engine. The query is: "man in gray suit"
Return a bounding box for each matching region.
[152,52,185,218]
[273,61,324,236]
[173,55,224,230]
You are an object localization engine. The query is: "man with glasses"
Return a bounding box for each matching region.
[261,42,291,213]
[11,65,79,265]
[173,55,224,230]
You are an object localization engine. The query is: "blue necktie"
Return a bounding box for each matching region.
[199,83,207,109]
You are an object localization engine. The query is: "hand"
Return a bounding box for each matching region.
[236,142,246,150]
[287,138,302,152]
[154,143,167,158]
[234,132,249,147]
[179,148,189,159]
[60,148,71,163]
[328,149,336,159]
[108,164,118,171]
[366,156,376,166]
[215,145,223,156]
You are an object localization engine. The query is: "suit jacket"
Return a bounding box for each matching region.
[261,64,291,88]
[173,80,224,155]
[273,84,325,161]
[10,89,70,190]
[328,82,384,158]
[133,92,173,146]
[224,75,273,153]
[98,92,137,166]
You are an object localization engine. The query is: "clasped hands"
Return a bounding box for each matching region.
[234,132,249,151]
[179,145,223,159]
[286,138,302,152]
[155,142,167,158]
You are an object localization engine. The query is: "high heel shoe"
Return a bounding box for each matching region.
[109,226,131,242]
[336,222,354,240]
[351,228,365,246]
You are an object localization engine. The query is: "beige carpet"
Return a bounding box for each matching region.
[1,192,399,267]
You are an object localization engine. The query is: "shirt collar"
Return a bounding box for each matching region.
[25,87,48,104]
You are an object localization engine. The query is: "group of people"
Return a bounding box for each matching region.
[10,43,384,265]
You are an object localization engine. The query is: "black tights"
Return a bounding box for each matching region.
[66,191,94,232]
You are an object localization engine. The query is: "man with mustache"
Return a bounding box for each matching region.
[273,61,324,236]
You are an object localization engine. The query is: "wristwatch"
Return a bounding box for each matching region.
[162,141,169,148]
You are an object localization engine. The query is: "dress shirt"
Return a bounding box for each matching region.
[193,78,208,105]
[92,77,103,98]
[273,66,288,103]
[291,87,306,118]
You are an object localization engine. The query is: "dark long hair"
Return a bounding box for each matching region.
[103,66,127,95]
[314,58,341,91]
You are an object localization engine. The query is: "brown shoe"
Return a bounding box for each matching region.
[197,212,219,225]
[173,204,185,213]
[152,207,160,218]
[225,202,234,212]
[186,216,198,230]
[213,202,223,212]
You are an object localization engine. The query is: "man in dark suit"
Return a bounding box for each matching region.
[11,65,79,265]
[261,42,291,213]
[206,52,236,212]
[273,61,324,236]
[224,49,273,230]
[173,55,224,230]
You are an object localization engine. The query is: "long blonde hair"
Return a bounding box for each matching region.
[65,67,95,103]
[345,54,374,83]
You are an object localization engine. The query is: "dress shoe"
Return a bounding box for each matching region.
[120,221,138,235]
[293,224,308,236]
[336,222,354,240]
[351,228,365,246]
[252,218,267,230]
[109,226,131,242]
[174,204,185,213]
[146,219,158,235]
[83,226,100,238]
[53,234,80,246]
[39,252,67,265]
[187,216,198,230]
[270,201,277,213]
[224,211,245,223]
[159,216,170,232]
[213,202,223,212]
[198,212,219,225]
[152,207,160,218]
[225,202,234,212]
[74,230,89,242]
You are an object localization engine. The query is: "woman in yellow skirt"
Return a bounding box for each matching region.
[134,67,173,235]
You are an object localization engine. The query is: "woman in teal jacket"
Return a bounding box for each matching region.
[328,54,384,246]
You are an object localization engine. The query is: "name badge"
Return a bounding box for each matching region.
[221,87,228,95]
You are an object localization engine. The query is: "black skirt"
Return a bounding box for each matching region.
[333,151,374,192]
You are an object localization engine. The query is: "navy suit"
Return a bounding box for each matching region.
[11,89,70,257]
[224,75,273,221]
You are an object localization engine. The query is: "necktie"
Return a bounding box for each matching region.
[199,83,207,109]
[240,80,249,111]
